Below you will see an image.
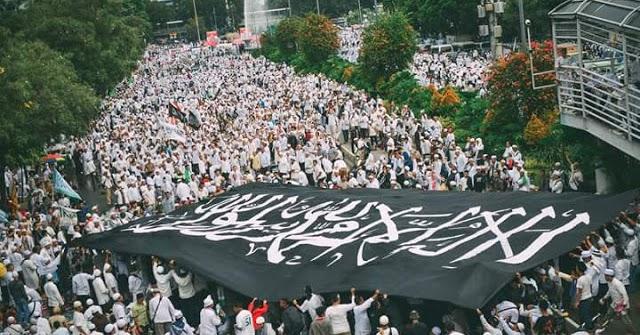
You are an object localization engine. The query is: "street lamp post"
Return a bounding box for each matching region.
[316,0,320,15]
[358,0,363,23]
[192,0,201,42]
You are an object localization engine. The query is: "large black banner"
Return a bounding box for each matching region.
[75,184,636,308]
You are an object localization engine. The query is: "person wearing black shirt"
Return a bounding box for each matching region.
[403,311,428,335]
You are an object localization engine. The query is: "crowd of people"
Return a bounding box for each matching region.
[0,39,633,335]
[410,51,491,92]
[60,40,547,209]
[337,26,491,92]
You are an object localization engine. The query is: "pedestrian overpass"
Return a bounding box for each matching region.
[549,0,640,160]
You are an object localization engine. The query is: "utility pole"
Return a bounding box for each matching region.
[288,0,292,16]
[358,0,363,23]
[517,0,528,53]
[479,0,504,58]
[316,0,320,15]
[192,0,201,42]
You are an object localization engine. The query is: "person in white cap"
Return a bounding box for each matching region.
[73,301,90,335]
[600,268,635,333]
[171,310,194,335]
[4,316,24,335]
[92,269,111,309]
[85,299,104,321]
[152,260,172,298]
[574,262,594,331]
[104,324,115,335]
[103,264,119,295]
[33,306,52,335]
[112,293,127,321]
[44,273,64,309]
[22,252,39,290]
[376,316,398,335]
[148,288,176,335]
[498,316,525,335]
[115,319,129,335]
[88,323,101,335]
[199,295,222,335]
[255,316,276,335]
[429,326,441,335]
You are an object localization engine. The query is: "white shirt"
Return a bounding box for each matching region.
[234,309,254,335]
[171,271,196,299]
[72,273,93,296]
[112,302,127,320]
[199,308,222,335]
[576,274,593,301]
[325,296,355,335]
[37,316,52,335]
[92,277,110,306]
[299,294,324,320]
[44,281,64,307]
[353,298,374,335]
[148,295,176,324]
[603,278,629,310]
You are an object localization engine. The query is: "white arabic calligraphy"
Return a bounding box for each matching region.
[124,193,590,267]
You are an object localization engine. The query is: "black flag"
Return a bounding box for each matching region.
[74,184,637,308]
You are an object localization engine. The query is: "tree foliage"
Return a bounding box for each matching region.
[298,14,339,64]
[8,0,151,95]
[358,12,417,85]
[0,0,149,165]
[0,40,99,165]
[275,16,304,57]
[483,41,557,150]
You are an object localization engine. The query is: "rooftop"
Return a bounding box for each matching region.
[549,0,640,32]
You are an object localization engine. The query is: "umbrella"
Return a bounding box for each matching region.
[41,153,65,162]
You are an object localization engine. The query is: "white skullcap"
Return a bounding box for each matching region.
[431,327,441,335]
[86,299,94,306]
[113,293,122,301]
[116,319,127,329]
[73,301,82,309]
[104,324,115,333]
[605,269,615,276]
[580,250,592,259]
[93,269,102,277]
[379,315,389,326]
[203,295,214,307]
[156,266,165,274]
[88,323,96,331]
[46,273,53,280]
[256,316,265,325]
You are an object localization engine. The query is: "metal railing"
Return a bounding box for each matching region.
[557,65,640,141]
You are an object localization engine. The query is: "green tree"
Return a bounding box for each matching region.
[502,0,565,41]
[483,42,557,151]
[358,12,417,86]
[274,16,304,57]
[298,13,339,64]
[391,0,477,36]
[0,40,99,166]
[14,0,150,95]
